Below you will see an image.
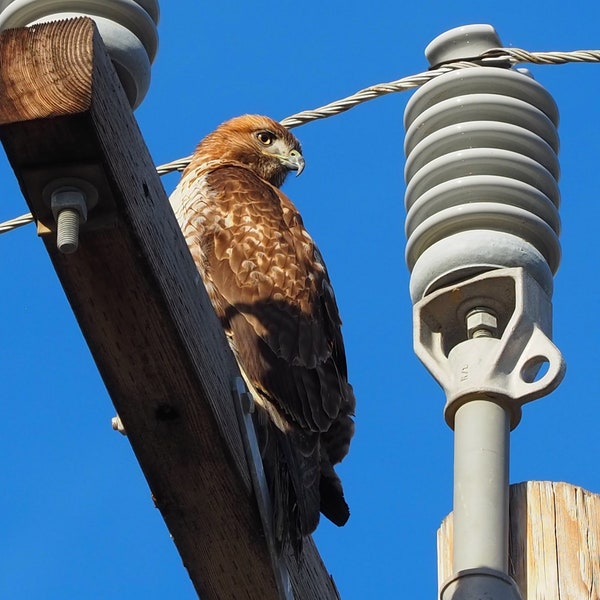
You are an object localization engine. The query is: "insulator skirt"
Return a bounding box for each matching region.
[404,67,560,302]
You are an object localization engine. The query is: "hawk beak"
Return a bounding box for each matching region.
[281,149,305,176]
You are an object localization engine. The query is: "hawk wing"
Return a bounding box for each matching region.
[171,160,355,541]
[174,162,353,430]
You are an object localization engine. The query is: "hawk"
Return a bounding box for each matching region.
[170,115,355,550]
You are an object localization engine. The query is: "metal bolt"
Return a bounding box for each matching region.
[111,415,127,435]
[466,307,498,339]
[56,208,81,253]
[50,187,88,254]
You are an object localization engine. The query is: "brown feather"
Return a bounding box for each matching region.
[170,115,355,550]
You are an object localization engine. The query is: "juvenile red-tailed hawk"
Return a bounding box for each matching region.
[170,115,355,549]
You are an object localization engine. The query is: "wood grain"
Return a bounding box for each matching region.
[0,18,340,600]
[438,481,600,599]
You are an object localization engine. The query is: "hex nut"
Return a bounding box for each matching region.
[466,308,498,338]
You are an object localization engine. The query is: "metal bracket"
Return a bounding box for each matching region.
[231,376,294,600]
[414,267,565,429]
[441,568,523,600]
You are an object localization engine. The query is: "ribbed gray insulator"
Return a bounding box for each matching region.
[404,25,560,302]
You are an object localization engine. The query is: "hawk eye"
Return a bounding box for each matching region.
[257,130,276,145]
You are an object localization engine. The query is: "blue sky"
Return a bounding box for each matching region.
[1,2,600,599]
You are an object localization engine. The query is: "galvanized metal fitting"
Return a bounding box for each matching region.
[441,568,523,600]
[51,187,87,254]
[413,267,565,429]
[44,177,98,254]
[466,307,498,339]
[231,377,293,599]
[111,415,127,435]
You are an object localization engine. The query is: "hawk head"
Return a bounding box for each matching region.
[192,115,304,188]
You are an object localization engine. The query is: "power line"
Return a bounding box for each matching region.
[2,47,600,235]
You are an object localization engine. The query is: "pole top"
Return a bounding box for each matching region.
[0,0,160,108]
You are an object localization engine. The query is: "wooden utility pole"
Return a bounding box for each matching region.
[0,18,340,600]
[438,481,600,598]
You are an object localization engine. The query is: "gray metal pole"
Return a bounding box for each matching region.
[413,269,564,599]
[453,398,510,574]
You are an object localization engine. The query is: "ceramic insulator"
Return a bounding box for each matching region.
[404,25,561,303]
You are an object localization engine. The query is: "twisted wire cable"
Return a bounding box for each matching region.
[2,48,600,235]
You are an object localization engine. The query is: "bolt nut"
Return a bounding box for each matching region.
[50,187,88,222]
[466,308,498,339]
[112,415,127,435]
[50,187,89,254]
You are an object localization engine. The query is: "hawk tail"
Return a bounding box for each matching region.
[319,459,350,526]
[254,403,321,554]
